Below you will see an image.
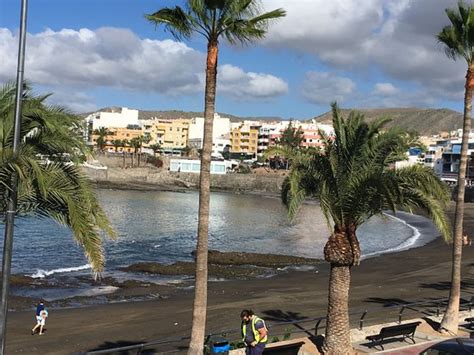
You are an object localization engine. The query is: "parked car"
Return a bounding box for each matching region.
[419,338,474,354]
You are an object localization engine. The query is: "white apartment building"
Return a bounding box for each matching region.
[258,122,289,156]
[84,107,140,143]
[422,140,449,175]
[85,107,139,130]
[212,136,231,157]
[188,113,231,149]
[440,138,474,181]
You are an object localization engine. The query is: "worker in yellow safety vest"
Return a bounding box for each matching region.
[241,309,268,355]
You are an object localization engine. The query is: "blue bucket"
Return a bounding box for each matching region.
[211,337,230,354]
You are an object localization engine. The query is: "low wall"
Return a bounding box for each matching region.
[172,172,285,193]
[82,166,286,194]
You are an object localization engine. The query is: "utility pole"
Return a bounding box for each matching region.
[0,0,28,353]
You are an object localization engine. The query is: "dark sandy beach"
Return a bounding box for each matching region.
[3,202,474,354]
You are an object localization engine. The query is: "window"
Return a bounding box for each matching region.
[212,164,225,173]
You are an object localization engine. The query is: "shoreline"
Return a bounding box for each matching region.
[4,202,474,354]
[9,206,436,312]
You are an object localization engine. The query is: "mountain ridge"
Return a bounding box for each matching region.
[83,106,465,136]
[312,107,464,136]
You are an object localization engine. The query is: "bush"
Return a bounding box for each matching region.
[146,155,163,168]
[236,164,251,174]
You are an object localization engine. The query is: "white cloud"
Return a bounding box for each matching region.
[373,83,399,96]
[0,27,204,94]
[263,0,385,66]
[218,64,288,100]
[362,83,442,108]
[302,71,355,105]
[264,0,465,103]
[0,27,288,106]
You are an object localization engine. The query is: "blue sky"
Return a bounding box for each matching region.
[0,0,467,118]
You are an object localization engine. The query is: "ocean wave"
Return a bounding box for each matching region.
[363,213,421,259]
[30,264,91,278]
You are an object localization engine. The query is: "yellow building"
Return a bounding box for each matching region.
[92,126,143,152]
[230,123,259,156]
[142,118,190,149]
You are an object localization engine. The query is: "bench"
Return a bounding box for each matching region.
[365,321,421,350]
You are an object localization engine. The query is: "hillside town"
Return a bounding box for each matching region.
[84,107,474,187]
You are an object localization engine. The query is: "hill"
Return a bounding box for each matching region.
[82,107,282,123]
[82,107,466,136]
[313,108,464,136]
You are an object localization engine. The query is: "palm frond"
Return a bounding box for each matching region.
[0,82,116,275]
[438,2,474,63]
[146,6,194,40]
[282,103,451,244]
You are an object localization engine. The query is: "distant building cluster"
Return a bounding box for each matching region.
[83,107,474,183]
[84,107,334,158]
[398,130,474,185]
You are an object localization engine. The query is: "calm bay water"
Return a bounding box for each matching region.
[0,189,438,277]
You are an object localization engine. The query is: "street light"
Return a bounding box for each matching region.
[0,0,28,353]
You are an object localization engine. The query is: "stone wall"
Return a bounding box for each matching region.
[170,172,285,193]
[82,165,285,194]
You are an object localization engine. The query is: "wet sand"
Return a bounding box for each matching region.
[3,202,474,354]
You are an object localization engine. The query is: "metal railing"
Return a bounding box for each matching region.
[84,293,474,354]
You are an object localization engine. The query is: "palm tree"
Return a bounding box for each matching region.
[182,145,192,157]
[138,135,151,167]
[122,139,130,168]
[149,143,161,156]
[283,104,451,353]
[146,1,285,352]
[437,1,474,334]
[0,83,116,272]
[94,127,110,152]
[111,139,123,152]
[129,137,141,167]
[276,121,304,150]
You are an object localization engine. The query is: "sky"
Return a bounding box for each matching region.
[0,0,469,118]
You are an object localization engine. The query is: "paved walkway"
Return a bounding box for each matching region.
[379,341,438,354]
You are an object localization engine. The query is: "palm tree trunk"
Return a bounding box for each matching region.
[440,65,473,334]
[322,265,353,354]
[122,151,125,169]
[187,39,218,354]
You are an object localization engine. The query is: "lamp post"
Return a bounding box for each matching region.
[0,0,28,353]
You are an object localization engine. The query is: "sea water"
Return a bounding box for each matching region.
[0,189,439,278]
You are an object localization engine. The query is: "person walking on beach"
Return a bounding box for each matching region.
[31,300,48,335]
[241,309,267,355]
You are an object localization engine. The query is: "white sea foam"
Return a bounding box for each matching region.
[277,265,317,272]
[31,264,91,278]
[362,213,421,259]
